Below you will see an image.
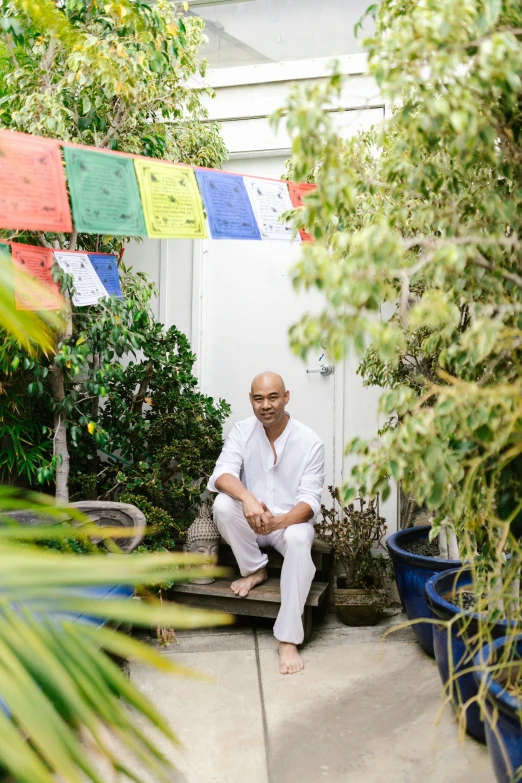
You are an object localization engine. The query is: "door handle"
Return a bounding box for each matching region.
[306,363,334,377]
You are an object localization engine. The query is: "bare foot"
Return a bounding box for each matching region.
[230,567,267,598]
[279,642,304,675]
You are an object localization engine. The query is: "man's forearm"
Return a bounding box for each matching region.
[214,473,250,501]
[275,501,314,529]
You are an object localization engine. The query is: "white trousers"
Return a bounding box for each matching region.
[213,493,316,644]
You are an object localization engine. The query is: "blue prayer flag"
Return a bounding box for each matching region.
[195,170,261,240]
[88,254,122,299]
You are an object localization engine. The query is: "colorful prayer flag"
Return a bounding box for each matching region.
[63,147,146,236]
[0,131,72,233]
[88,254,122,298]
[134,160,207,239]
[288,182,316,243]
[54,251,109,306]
[10,243,62,311]
[195,170,261,240]
[243,178,298,241]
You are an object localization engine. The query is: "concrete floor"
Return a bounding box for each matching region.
[127,611,494,783]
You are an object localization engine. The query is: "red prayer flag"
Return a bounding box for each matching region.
[10,243,63,311]
[0,131,72,233]
[288,182,317,243]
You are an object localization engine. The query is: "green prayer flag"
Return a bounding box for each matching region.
[63,147,146,236]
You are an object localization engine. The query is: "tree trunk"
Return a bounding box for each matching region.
[438,527,459,560]
[49,231,77,504]
[86,353,100,499]
[50,365,69,503]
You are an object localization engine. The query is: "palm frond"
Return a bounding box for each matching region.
[0,488,231,782]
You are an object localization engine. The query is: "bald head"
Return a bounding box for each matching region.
[250,371,290,431]
[251,371,286,395]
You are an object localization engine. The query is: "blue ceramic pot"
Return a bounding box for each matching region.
[425,568,489,742]
[386,526,461,656]
[473,635,522,782]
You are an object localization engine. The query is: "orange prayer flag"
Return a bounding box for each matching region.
[10,243,63,311]
[288,182,317,243]
[0,131,72,233]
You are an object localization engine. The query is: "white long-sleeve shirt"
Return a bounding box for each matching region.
[207,414,325,519]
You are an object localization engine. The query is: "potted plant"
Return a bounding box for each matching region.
[387,523,461,656]
[426,564,521,745]
[473,634,522,783]
[316,487,391,626]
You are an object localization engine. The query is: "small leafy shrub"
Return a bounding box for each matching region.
[1,267,230,551]
[316,486,392,590]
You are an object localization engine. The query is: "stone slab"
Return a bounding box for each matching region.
[258,641,492,783]
[128,650,267,783]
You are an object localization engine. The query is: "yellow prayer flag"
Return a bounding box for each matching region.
[134,160,207,239]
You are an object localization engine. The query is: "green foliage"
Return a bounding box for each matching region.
[0,0,227,256]
[0,486,230,783]
[316,487,391,590]
[0,0,225,155]
[276,1,522,614]
[0,0,228,509]
[1,264,230,548]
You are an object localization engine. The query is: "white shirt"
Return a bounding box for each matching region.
[208,415,325,519]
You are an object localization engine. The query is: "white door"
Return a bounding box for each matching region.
[193,156,342,503]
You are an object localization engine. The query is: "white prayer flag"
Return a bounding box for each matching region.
[53,251,109,306]
[243,177,299,241]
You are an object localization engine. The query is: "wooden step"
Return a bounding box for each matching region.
[169,577,329,620]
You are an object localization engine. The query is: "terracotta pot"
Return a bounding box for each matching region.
[334,579,387,626]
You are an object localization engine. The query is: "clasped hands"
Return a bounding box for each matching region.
[241,494,283,535]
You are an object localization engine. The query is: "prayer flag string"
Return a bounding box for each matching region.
[0,129,315,243]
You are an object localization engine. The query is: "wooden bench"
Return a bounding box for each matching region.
[170,539,333,642]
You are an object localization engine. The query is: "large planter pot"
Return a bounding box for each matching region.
[426,567,516,744]
[473,635,522,782]
[333,579,387,626]
[386,525,461,656]
[425,567,486,742]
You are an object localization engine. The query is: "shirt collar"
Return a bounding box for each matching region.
[258,413,293,463]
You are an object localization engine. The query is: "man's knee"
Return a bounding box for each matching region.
[284,524,315,550]
[213,492,241,523]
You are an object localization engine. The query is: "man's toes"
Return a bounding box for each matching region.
[239,587,249,597]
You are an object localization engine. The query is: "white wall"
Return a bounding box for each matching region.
[123,238,160,320]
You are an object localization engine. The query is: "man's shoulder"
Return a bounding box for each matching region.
[290,417,323,448]
[231,416,258,434]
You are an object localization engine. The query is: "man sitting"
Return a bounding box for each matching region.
[208,371,325,674]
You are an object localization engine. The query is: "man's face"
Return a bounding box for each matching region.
[250,377,290,428]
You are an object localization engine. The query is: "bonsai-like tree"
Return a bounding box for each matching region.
[0,0,228,502]
[316,486,390,591]
[274,0,522,615]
